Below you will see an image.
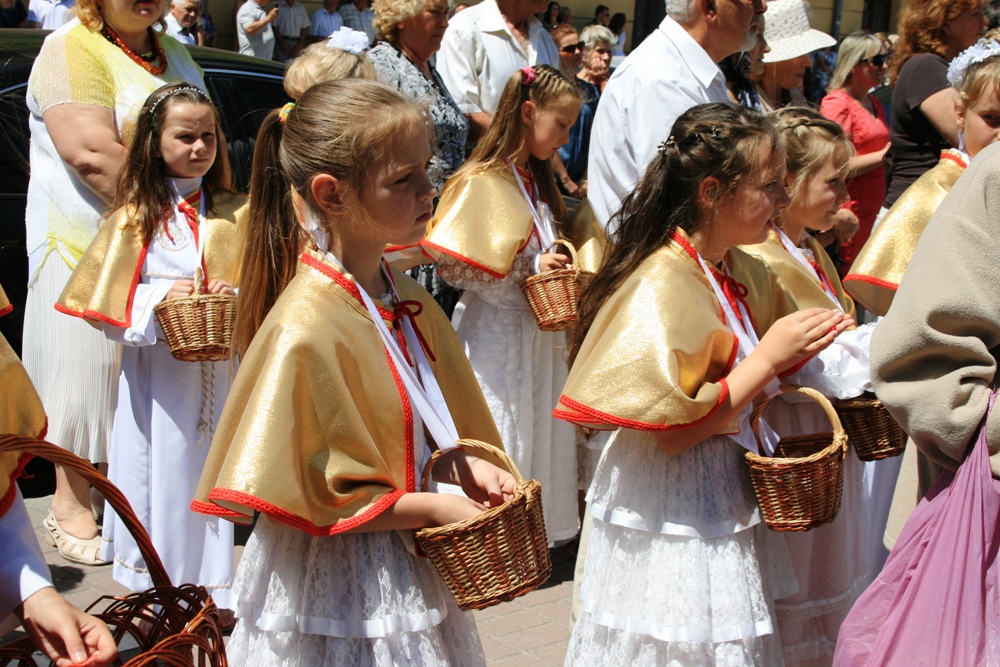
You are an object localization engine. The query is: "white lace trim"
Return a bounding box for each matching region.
[237,602,447,639]
[579,598,775,644]
[586,499,761,537]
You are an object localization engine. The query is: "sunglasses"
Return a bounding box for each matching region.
[860,53,889,67]
[560,41,586,54]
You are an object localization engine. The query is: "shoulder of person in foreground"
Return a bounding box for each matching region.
[872,141,1000,474]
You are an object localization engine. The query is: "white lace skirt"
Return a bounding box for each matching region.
[566,431,797,667]
[22,257,120,463]
[227,516,486,667]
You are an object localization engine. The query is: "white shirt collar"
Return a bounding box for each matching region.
[658,16,725,90]
[167,176,203,199]
[479,0,542,36]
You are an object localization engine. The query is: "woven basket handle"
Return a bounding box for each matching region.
[546,240,580,272]
[0,434,172,588]
[193,266,204,297]
[419,439,525,493]
[749,383,846,450]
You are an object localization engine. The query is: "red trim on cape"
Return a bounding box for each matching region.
[189,499,245,520]
[939,151,968,169]
[553,378,730,432]
[0,304,12,318]
[671,231,700,263]
[300,252,394,320]
[197,488,408,537]
[842,273,899,292]
[420,241,507,279]
[53,244,149,329]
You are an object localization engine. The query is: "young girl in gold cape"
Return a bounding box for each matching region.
[727,107,873,667]
[845,37,1000,316]
[193,79,516,666]
[56,83,245,614]
[558,102,851,666]
[423,65,584,545]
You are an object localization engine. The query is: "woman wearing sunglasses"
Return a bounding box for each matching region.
[821,32,892,275]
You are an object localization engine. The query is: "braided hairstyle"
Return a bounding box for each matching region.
[770,106,853,203]
[569,102,783,365]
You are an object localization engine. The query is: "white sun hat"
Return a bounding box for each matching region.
[762,0,836,63]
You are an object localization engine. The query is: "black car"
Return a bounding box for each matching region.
[0,30,289,355]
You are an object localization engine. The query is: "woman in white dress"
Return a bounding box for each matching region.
[24,0,205,564]
[558,103,853,666]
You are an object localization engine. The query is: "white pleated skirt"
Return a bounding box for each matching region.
[22,257,120,463]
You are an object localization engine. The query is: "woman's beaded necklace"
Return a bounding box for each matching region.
[101,23,168,75]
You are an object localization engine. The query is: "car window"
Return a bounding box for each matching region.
[204,70,289,194]
[0,83,29,197]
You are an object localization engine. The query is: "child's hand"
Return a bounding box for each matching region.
[538,253,569,272]
[755,308,854,374]
[429,493,488,527]
[166,280,195,300]
[205,279,235,295]
[431,449,516,508]
[17,587,118,667]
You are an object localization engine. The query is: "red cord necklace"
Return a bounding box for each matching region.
[101,23,167,75]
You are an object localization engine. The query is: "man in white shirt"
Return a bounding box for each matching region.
[337,0,375,45]
[237,0,279,60]
[309,0,344,41]
[272,0,311,62]
[587,0,766,231]
[25,0,72,29]
[165,0,200,45]
[437,0,558,140]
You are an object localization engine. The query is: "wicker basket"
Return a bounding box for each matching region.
[519,241,594,332]
[745,384,849,532]
[414,440,551,611]
[834,392,907,461]
[0,435,227,667]
[154,267,236,363]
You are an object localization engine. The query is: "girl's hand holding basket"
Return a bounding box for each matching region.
[166,278,234,300]
[432,448,517,508]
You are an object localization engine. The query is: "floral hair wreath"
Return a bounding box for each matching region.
[326,26,370,55]
[520,66,537,85]
[657,126,721,154]
[948,38,1000,88]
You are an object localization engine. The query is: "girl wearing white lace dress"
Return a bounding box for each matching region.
[193,79,516,667]
[727,107,876,666]
[557,103,854,666]
[423,64,583,545]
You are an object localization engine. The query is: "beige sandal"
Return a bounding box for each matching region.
[43,510,109,566]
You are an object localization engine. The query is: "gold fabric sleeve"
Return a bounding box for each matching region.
[563,199,607,274]
[844,153,965,316]
[556,232,738,432]
[0,289,47,516]
[56,191,248,328]
[727,230,856,338]
[194,248,503,535]
[423,169,535,278]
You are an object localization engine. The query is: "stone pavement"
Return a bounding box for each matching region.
[2,495,575,666]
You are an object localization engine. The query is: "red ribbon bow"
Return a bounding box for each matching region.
[720,275,751,330]
[393,299,437,364]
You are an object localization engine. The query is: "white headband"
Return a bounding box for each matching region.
[326,26,369,55]
[948,38,1000,89]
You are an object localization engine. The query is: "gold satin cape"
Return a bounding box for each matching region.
[727,229,857,335]
[55,191,248,327]
[555,231,739,433]
[0,289,47,518]
[843,150,966,316]
[193,248,504,535]
[423,168,606,276]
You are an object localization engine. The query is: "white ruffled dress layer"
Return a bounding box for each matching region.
[565,428,798,667]
[765,323,875,667]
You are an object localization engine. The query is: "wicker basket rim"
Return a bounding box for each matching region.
[520,239,582,282]
[747,383,848,463]
[414,478,538,540]
[153,292,237,313]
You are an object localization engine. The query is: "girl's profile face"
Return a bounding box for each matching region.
[715,147,790,246]
[157,102,217,179]
[957,83,1000,158]
[358,120,437,247]
[787,153,850,233]
[523,96,581,162]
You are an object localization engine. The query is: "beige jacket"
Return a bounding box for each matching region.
[872,141,1000,548]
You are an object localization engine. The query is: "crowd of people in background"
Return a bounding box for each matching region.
[7,0,1000,665]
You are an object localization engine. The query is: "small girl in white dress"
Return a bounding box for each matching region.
[557,103,853,666]
[56,83,247,613]
[424,65,584,545]
[193,79,516,666]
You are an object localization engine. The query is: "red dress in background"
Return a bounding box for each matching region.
[821,88,890,275]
